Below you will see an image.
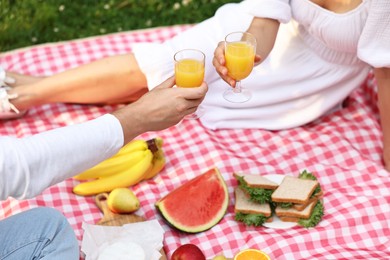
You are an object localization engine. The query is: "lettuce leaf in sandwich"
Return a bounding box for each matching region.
[234,188,273,226]
[234,173,278,204]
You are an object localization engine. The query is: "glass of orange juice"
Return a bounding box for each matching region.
[174,49,205,119]
[223,31,256,103]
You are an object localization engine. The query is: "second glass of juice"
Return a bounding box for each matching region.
[223,31,256,103]
[174,49,205,119]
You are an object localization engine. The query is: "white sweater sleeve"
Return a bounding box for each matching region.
[358,0,390,68]
[239,0,292,23]
[0,114,124,200]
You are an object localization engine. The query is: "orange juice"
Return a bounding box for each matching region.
[225,41,255,81]
[175,58,205,88]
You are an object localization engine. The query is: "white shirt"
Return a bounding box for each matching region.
[0,114,123,200]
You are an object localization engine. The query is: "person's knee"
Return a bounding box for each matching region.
[215,2,246,18]
[29,207,67,226]
[214,2,254,34]
[27,207,76,241]
[30,207,79,258]
[0,207,79,259]
[5,207,67,228]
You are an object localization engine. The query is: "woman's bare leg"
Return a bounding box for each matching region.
[6,72,43,86]
[8,53,148,111]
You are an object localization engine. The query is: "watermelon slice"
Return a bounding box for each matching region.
[155,168,229,233]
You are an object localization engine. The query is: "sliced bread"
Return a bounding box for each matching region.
[271,176,318,204]
[234,173,279,190]
[234,188,272,217]
[275,200,318,219]
[292,190,323,211]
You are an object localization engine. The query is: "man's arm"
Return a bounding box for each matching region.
[1,77,207,200]
[112,76,208,144]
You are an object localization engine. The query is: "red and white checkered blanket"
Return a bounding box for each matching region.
[1,25,389,260]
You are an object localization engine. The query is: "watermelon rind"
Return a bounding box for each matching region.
[155,168,229,233]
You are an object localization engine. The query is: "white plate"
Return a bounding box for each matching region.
[261,174,298,229]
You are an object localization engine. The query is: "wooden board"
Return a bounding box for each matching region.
[95,193,167,260]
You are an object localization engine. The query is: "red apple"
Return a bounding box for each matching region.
[171,244,206,260]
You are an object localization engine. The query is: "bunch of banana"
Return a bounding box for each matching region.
[73,137,166,196]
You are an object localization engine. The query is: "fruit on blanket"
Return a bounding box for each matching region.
[117,139,149,154]
[155,168,228,233]
[153,136,164,150]
[74,150,146,180]
[143,149,166,180]
[212,255,227,260]
[234,249,271,260]
[107,188,140,213]
[74,138,158,180]
[73,149,153,196]
[73,137,166,196]
[171,244,206,260]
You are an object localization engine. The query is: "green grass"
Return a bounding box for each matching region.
[0,0,240,52]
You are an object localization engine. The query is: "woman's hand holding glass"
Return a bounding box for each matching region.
[213,31,261,103]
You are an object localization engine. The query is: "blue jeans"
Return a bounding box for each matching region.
[0,207,79,260]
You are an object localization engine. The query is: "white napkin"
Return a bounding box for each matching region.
[81,219,164,260]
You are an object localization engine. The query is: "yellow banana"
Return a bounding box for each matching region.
[143,149,166,180]
[112,139,148,157]
[73,150,147,180]
[73,149,153,196]
[73,138,159,180]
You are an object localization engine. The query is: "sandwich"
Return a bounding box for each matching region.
[271,170,324,228]
[275,200,323,227]
[234,188,273,226]
[234,173,279,204]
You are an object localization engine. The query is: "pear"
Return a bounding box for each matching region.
[212,256,227,260]
[107,188,140,214]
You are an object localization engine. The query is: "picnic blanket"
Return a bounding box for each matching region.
[1,25,389,260]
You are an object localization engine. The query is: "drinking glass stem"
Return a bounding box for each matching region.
[233,81,242,93]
